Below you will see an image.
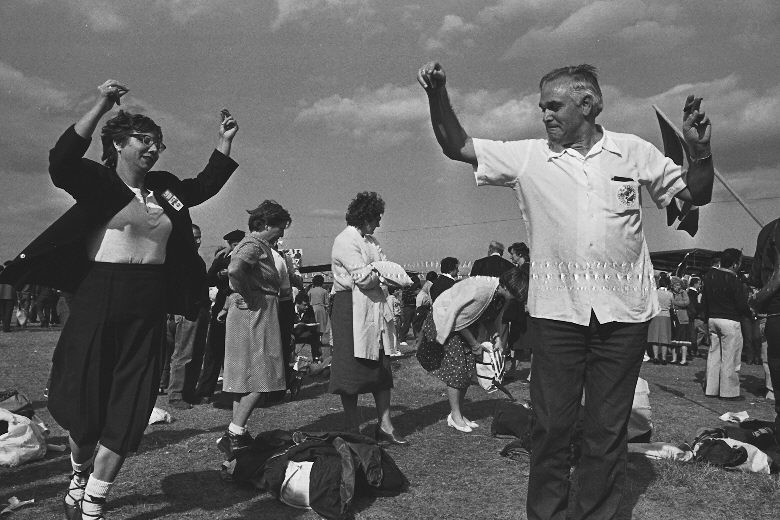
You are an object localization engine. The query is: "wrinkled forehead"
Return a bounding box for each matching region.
[539,79,574,98]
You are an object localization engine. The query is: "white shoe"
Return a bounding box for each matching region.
[446,413,472,432]
[389,351,403,357]
[767,390,775,401]
[463,417,479,428]
[399,341,408,346]
[643,354,650,362]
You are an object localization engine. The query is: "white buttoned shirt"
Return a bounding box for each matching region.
[473,128,686,326]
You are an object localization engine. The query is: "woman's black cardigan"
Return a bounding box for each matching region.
[0,125,238,316]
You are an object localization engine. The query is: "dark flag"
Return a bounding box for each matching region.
[655,108,700,236]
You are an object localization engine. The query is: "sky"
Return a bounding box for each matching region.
[1,0,778,271]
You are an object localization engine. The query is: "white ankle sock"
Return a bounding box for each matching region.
[64,456,92,506]
[228,422,247,435]
[82,476,113,517]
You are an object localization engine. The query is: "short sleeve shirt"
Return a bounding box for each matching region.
[231,233,281,295]
[473,128,685,326]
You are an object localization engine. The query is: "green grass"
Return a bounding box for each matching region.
[1,328,779,519]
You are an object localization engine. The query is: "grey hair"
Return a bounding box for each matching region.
[540,64,604,117]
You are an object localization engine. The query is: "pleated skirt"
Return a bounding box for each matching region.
[48,262,166,455]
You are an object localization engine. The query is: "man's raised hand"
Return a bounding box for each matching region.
[682,94,711,157]
[417,62,447,92]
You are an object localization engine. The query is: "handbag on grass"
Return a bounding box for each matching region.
[416,334,444,371]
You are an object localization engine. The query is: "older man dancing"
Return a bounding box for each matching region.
[418,62,714,520]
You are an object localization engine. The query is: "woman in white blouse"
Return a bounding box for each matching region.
[329,192,408,445]
[8,80,239,520]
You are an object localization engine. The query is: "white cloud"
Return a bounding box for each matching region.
[155,0,218,23]
[0,62,75,111]
[501,0,648,60]
[709,163,780,202]
[294,84,427,148]
[294,71,780,169]
[477,0,591,25]
[454,89,541,140]
[272,0,374,30]
[23,0,233,32]
[615,20,692,52]
[601,76,780,156]
[68,0,128,32]
[424,14,478,52]
[305,208,346,219]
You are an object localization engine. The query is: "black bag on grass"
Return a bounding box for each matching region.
[416,334,444,371]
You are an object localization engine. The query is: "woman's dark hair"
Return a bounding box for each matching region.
[247,200,292,232]
[720,248,742,269]
[425,271,438,283]
[657,274,670,288]
[346,191,385,227]
[100,110,163,170]
[508,242,530,262]
[499,266,528,302]
[312,274,324,286]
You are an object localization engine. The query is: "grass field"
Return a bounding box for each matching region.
[1,327,779,519]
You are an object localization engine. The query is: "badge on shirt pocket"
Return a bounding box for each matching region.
[161,189,184,211]
[609,179,640,212]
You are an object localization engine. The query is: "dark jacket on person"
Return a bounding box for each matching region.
[184,255,210,320]
[687,287,702,320]
[470,253,514,278]
[749,217,780,314]
[430,274,456,302]
[701,268,751,322]
[206,249,233,317]
[0,125,238,316]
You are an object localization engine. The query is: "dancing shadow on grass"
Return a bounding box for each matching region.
[121,407,407,520]
[651,379,724,415]
[567,454,656,520]
[693,368,768,399]
[390,396,514,435]
[620,454,658,519]
[741,373,769,397]
[136,425,228,455]
[0,455,72,497]
[118,469,311,520]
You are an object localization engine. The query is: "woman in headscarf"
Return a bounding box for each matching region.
[329,192,407,444]
[420,267,527,432]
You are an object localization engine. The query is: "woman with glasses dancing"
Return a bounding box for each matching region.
[0,79,239,519]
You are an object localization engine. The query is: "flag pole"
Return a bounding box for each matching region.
[652,104,764,228]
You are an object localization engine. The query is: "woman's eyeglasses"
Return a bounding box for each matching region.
[129,133,166,152]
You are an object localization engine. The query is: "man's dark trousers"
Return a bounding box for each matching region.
[765,316,780,439]
[527,313,648,520]
[195,311,225,400]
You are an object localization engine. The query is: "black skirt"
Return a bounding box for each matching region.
[328,291,393,395]
[48,262,166,455]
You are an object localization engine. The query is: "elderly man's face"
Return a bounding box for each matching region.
[539,80,586,146]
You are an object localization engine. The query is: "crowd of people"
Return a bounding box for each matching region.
[645,251,775,404]
[0,60,778,520]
